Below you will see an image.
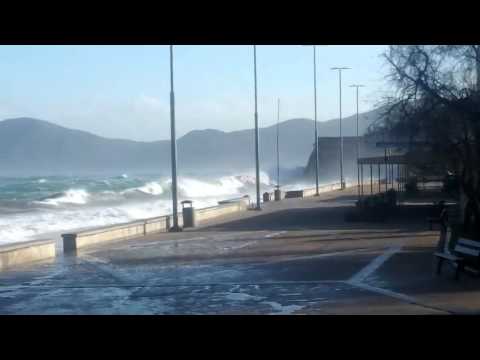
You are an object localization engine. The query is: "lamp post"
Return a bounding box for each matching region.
[253,45,261,210]
[303,45,320,196]
[169,45,181,232]
[276,98,280,191]
[349,84,365,198]
[331,67,350,190]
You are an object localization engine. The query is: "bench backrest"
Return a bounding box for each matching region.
[454,238,480,258]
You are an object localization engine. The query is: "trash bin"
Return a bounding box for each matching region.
[181,200,196,228]
[263,192,271,202]
[274,189,282,201]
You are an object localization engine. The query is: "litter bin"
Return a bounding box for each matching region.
[181,200,196,228]
[274,189,282,201]
[263,192,271,202]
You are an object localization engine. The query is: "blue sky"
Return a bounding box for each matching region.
[0,45,390,141]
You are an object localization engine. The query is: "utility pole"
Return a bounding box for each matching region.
[276,98,280,190]
[169,45,181,232]
[350,84,365,198]
[331,67,350,190]
[313,46,319,195]
[253,45,261,210]
[302,45,322,195]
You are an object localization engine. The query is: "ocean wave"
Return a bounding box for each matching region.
[0,199,173,245]
[34,189,90,206]
[177,177,241,198]
[0,170,293,245]
[170,172,272,199]
[121,181,164,197]
[136,181,164,196]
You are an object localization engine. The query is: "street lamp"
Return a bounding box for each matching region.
[253,45,261,210]
[350,84,365,197]
[168,45,181,232]
[276,98,280,191]
[331,67,350,190]
[303,45,320,196]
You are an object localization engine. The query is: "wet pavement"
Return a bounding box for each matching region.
[1,188,478,314]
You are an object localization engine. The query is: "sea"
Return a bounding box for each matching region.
[0,171,323,246]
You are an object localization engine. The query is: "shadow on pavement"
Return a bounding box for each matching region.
[369,245,480,300]
[201,204,437,233]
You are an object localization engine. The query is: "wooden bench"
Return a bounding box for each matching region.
[435,232,480,280]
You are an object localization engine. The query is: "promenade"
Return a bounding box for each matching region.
[1,186,480,315]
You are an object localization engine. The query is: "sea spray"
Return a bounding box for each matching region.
[0,170,319,245]
[35,189,90,206]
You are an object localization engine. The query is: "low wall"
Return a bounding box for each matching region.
[195,201,248,224]
[218,195,251,207]
[285,190,304,198]
[0,239,56,271]
[63,215,171,253]
[145,216,170,235]
[62,199,248,253]
[285,183,342,199]
[60,184,343,253]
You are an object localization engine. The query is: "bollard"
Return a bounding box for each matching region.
[181,200,196,228]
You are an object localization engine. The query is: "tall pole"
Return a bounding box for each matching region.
[253,45,261,210]
[350,84,365,197]
[276,98,280,190]
[331,67,350,190]
[302,45,324,195]
[340,70,343,190]
[313,46,319,195]
[356,86,359,197]
[169,45,181,232]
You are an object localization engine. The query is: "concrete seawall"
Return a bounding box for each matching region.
[0,239,56,270]
[0,182,350,270]
[56,184,338,253]
[196,201,248,224]
[283,183,342,199]
[62,215,173,253]
[62,199,247,253]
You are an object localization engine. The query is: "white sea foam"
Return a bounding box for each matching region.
[0,171,340,246]
[37,178,47,184]
[0,199,172,245]
[175,172,272,199]
[35,189,90,206]
[178,177,242,198]
[121,181,164,197]
[136,182,164,196]
[261,301,304,315]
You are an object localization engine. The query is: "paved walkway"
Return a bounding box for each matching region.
[1,187,478,314]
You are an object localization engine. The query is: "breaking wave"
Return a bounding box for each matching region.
[0,170,284,245]
[34,189,90,206]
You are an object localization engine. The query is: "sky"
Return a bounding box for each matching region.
[0,45,390,142]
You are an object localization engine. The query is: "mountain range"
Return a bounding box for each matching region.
[0,107,384,176]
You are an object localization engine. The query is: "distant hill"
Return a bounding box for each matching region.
[0,107,384,176]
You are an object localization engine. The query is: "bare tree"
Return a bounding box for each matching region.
[377,45,480,234]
